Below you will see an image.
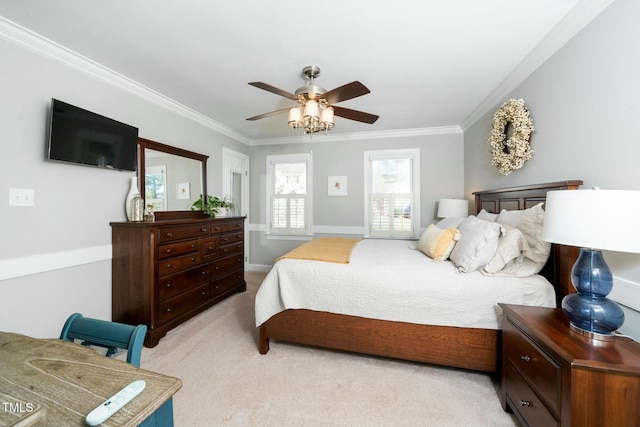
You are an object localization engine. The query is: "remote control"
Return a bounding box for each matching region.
[85,380,146,426]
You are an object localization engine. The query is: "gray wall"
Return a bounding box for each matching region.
[248,132,464,266]
[463,0,640,339]
[0,35,249,338]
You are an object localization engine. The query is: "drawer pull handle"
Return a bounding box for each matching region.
[191,244,196,248]
[166,249,172,253]
[519,400,531,407]
[166,233,173,237]
[201,228,207,232]
[166,283,172,288]
[215,227,221,231]
[166,308,172,312]
[191,257,196,261]
[166,264,173,269]
[237,258,241,262]
[223,238,228,242]
[202,271,207,275]
[520,355,531,362]
[201,291,206,295]
[215,266,219,270]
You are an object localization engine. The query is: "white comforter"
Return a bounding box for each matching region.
[255,239,556,330]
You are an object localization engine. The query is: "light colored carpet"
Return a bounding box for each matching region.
[142,271,517,426]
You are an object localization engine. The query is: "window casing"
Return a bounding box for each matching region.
[364,149,420,238]
[266,154,313,236]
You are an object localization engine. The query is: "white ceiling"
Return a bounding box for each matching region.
[0,1,612,144]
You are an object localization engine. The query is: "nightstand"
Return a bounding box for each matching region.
[500,304,640,427]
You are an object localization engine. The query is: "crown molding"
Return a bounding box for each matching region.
[0,17,252,145]
[248,125,463,146]
[460,0,615,131]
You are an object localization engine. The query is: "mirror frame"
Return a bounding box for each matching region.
[138,137,209,221]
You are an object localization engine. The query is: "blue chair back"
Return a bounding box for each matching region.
[60,313,147,367]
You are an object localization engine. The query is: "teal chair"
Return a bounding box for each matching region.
[60,314,174,426]
[60,313,147,367]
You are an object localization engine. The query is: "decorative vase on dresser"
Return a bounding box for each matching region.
[500,304,640,427]
[111,215,246,347]
[124,176,140,221]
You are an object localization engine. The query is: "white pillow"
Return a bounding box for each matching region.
[435,217,465,229]
[483,257,544,277]
[477,209,499,222]
[416,224,460,262]
[482,224,530,274]
[449,216,504,273]
[497,203,550,273]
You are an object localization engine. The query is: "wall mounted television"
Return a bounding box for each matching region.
[47,99,139,171]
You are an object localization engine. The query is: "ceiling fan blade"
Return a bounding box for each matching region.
[321,81,370,104]
[246,108,290,121]
[249,82,298,100]
[333,106,379,124]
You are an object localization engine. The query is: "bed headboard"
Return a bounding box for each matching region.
[472,180,583,306]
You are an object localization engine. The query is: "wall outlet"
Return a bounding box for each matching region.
[9,188,34,206]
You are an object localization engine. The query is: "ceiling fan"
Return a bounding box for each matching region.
[246,65,379,134]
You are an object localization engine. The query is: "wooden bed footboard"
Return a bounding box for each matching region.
[260,309,499,372]
[257,180,583,373]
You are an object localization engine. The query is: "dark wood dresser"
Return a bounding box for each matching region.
[500,304,640,427]
[111,216,246,347]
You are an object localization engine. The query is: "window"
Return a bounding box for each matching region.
[266,153,313,236]
[364,149,420,238]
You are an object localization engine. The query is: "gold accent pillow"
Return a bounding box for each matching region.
[417,224,461,262]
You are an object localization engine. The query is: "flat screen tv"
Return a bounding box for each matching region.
[47,99,139,171]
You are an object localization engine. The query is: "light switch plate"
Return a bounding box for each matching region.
[9,188,34,206]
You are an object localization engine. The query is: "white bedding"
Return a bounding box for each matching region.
[255,239,556,330]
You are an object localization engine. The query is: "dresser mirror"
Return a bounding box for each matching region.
[137,137,208,219]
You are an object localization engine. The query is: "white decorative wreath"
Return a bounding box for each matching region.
[488,98,534,175]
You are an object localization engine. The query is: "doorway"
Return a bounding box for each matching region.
[222,148,250,267]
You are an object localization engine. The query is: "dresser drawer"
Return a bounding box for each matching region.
[158,253,203,276]
[505,361,559,427]
[212,253,244,275]
[504,318,561,415]
[211,221,243,234]
[219,231,243,245]
[158,224,209,243]
[201,237,220,259]
[220,241,243,257]
[159,264,210,301]
[158,240,199,260]
[212,270,244,297]
[159,283,210,324]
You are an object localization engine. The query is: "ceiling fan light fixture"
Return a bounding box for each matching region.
[288,107,302,133]
[303,100,319,120]
[321,107,334,130]
[247,65,378,136]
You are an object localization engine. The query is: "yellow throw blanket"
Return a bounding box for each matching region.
[277,237,362,264]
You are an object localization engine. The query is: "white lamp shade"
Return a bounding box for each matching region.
[288,107,302,125]
[542,189,640,253]
[437,199,469,218]
[320,107,334,125]
[303,100,319,119]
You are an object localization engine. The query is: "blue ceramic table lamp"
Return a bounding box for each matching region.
[543,189,640,341]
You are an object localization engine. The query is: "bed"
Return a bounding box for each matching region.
[255,180,583,372]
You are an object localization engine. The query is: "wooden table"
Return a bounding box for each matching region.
[0,331,181,426]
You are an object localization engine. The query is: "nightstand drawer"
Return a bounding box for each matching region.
[505,361,559,427]
[504,317,561,415]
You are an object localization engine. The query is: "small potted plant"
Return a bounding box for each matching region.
[191,195,237,218]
